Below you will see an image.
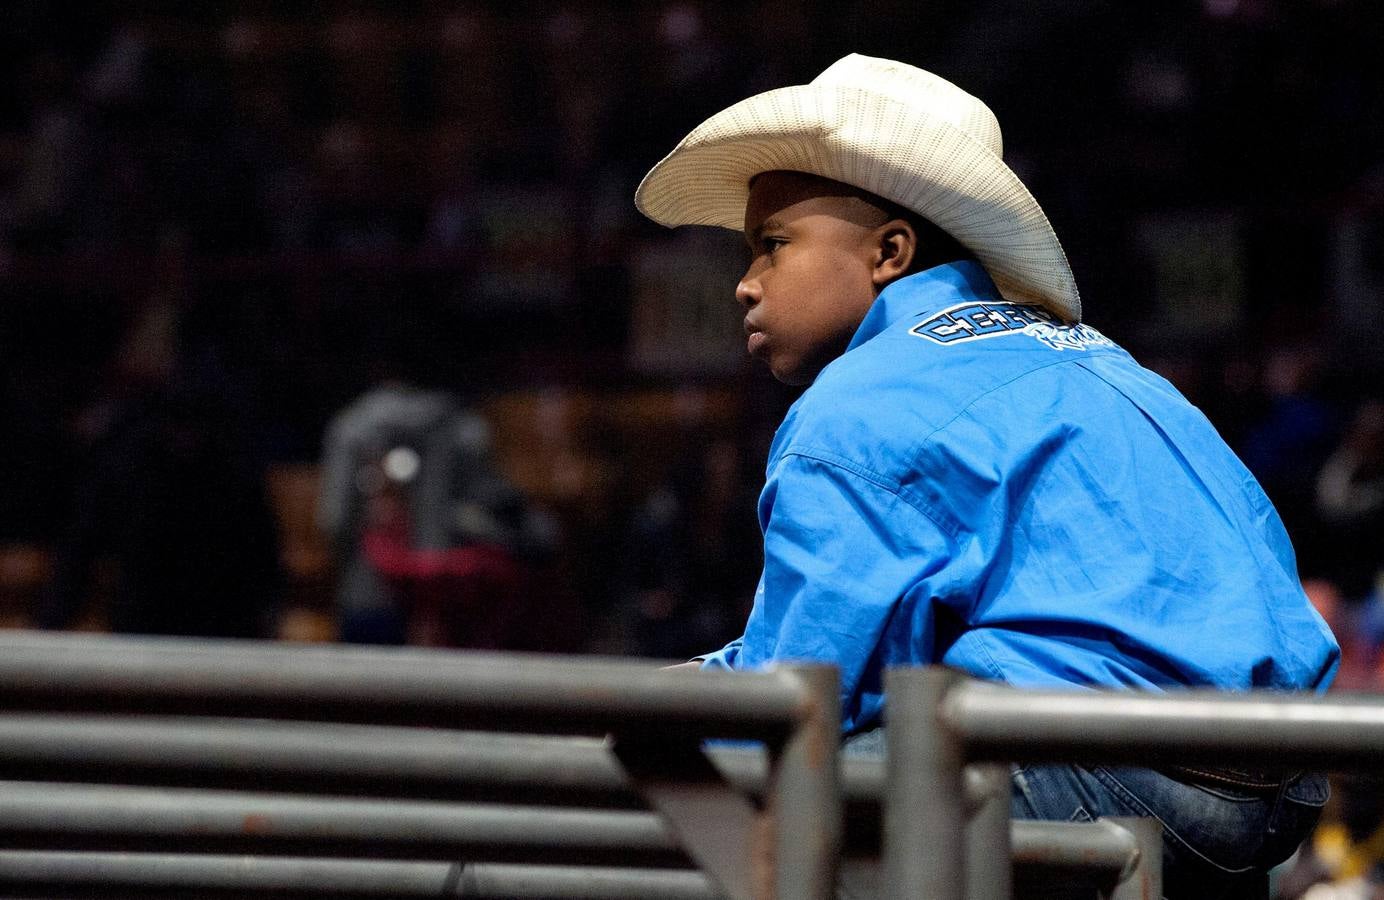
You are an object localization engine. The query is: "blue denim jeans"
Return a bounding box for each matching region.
[841,731,1326,899]
[1011,763,1329,900]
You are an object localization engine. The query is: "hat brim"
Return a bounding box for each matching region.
[635,84,1080,321]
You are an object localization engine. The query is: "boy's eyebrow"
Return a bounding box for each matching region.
[747,217,786,249]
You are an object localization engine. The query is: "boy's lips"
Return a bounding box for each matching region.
[744,320,767,356]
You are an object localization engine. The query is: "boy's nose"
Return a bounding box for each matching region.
[735,276,760,309]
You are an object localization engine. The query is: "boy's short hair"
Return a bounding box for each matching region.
[876,197,977,275]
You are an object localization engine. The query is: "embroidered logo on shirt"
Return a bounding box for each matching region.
[909,302,1114,352]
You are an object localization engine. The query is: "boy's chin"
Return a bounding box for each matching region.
[768,360,817,387]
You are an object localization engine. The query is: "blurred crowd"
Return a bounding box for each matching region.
[1,2,1384,893]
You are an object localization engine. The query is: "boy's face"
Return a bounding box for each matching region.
[738,172,884,386]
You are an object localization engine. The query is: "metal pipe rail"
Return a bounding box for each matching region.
[0,821,1150,900]
[840,817,1146,900]
[0,632,806,738]
[0,636,1173,899]
[885,667,1384,900]
[0,775,1070,859]
[0,633,842,900]
[0,717,646,802]
[0,715,892,804]
[1010,819,1141,877]
[0,820,1145,900]
[0,852,716,899]
[0,781,681,862]
[948,677,1384,768]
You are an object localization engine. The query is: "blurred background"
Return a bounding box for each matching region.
[4,0,1384,648]
[1,0,1384,893]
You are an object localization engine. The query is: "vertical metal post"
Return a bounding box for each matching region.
[1107,817,1162,900]
[885,666,967,900]
[965,764,1012,900]
[768,664,841,900]
[611,736,759,900]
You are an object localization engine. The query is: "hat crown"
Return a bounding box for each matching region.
[810,54,1003,157]
[634,53,1080,320]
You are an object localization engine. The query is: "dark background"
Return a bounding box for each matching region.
[2,0,1382,657]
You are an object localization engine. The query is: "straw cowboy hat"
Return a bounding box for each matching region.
[635,54,1081,322]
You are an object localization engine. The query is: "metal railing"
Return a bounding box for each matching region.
[884,667,1384,900]
[0,631,840,900]
[0,852,717,899]
[0,632,1197,899]
[0,717,1155,898]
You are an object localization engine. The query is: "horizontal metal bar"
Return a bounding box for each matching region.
[0,717,633,798]
[0,778,1072,861]
[0,716,886,804]
[945,680,1384,768]
[0,781,678,859]
[0,852,719,898]
[0,851,459,897]
[1010,819,1140,879]
[0,785,1143,883]
[0,632,807,737]
[460,862,717,899]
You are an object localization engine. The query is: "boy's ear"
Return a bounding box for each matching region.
[871,219,917,287]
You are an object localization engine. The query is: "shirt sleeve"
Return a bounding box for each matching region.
[736,450,963,734]
[695,637,744,670]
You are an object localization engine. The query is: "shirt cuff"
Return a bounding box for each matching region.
[696,639,743,670]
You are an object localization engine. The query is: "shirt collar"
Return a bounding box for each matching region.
[845,260,1001,352]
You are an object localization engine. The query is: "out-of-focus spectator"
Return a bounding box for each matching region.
[1326,164,1384,384]
[318,326,564,646]
[603,431,760,660]
[37,300,282,637]
[6,50,92,252]
[1286,580,1384,899]
[1315,400,1384,597]
[318,377,476,644]
[357,449,573,651]
[1237,340,1341,573]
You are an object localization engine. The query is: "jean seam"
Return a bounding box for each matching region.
[1089,766,1258,876]
[1011,764,1038,816]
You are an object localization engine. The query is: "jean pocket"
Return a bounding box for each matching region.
[1091,766,1262,876]
[1257,773,1330,870]
[1284,771,1330,808]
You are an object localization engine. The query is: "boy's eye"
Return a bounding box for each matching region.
[764,237,786,253]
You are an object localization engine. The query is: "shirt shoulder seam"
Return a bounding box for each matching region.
[913,355,1093,448]
[778,447,962,540]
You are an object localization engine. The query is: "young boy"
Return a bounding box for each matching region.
[637,54,1338,897]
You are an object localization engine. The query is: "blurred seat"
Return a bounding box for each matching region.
[264,463,334,639]
[0,544,50,628]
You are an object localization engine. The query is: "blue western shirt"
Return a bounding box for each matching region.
[700,261,1339,735]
